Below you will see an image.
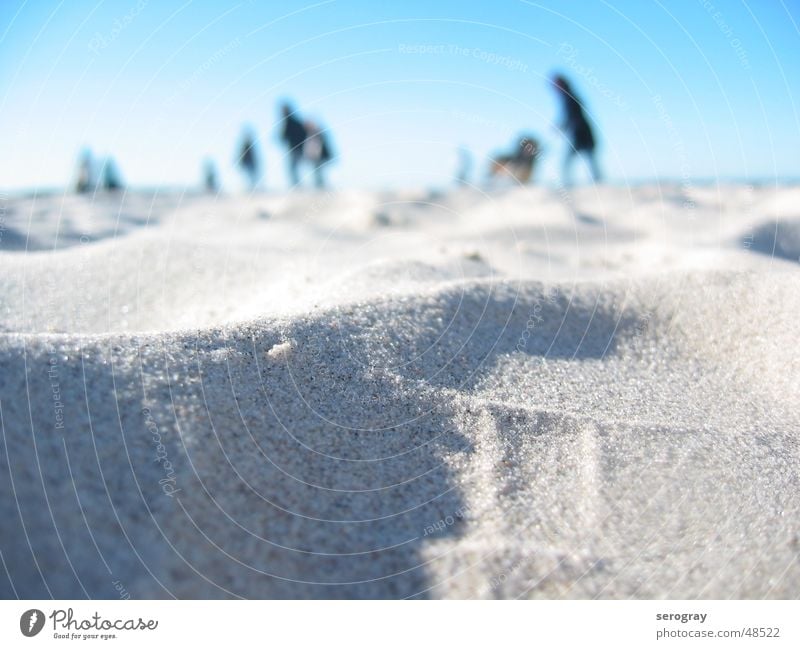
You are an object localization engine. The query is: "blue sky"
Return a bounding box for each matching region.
[0,0,798,191]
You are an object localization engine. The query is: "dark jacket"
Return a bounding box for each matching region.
[318,131,332,162]
[239,140,257,170]
[562,93,595,152]
[282,113,307,150]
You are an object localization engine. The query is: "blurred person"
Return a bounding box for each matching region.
[203,159,219,193]
[74,149,94,193]
[551,74,601,187]
[455,145,472,185]
[236,127,261,191]
[100,157,123,191]
[303,120,333,189]
[279,102,307,187]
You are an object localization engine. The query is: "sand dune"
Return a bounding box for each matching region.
[0,184,798,598]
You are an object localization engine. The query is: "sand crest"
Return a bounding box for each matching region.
[1,184,798,598]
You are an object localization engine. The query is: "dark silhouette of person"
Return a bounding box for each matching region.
[100,157,123,191]
[280,103,307,187]
[551,74,601,186]
[75,149,94,193]
[455,145,472,186]
[236,128,261,191]
[303,120,333,189]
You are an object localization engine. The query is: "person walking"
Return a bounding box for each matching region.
[280,103,307,187]
[236,127,261,191]
[303,120,333,189]
[551,74,601,187]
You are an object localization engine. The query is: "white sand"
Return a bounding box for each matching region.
[0,183,798,598]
